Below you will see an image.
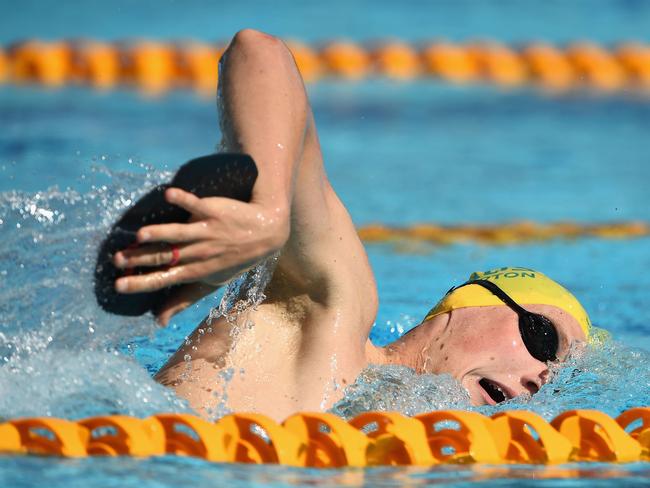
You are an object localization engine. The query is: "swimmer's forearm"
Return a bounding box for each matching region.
[218,29,308,211]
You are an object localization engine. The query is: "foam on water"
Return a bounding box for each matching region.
[0,349,188,420]
[0,162,169,351]
[0,163,188,419]
[330,365,471,418]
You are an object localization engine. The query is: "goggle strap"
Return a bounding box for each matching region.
[450,279,530,316]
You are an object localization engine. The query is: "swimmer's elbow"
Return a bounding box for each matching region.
[228,29,288,60]
[232,29,280,46]
[225,29,307,99]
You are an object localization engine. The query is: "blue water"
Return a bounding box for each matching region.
[2,1,650,486]
[2,0,650,43]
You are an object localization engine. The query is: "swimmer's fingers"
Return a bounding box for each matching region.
[114,242,216,269]
[166,187,246,220]
[136,221,211,244]
[155,283,218,326]
[115,258,233,294]
[116,266,189,294]
[113,242,171,268]
[164,187,209,217]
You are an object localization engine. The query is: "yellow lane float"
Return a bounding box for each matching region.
[1,408,648,466]
[4,39,650,95]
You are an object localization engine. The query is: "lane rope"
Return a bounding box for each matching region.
[1,408,648,465]
[2,39,650,95]
[357,221,649,246]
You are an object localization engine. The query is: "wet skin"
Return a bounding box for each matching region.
[113,29,586,420]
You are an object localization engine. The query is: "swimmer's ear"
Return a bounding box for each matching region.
[94,153,257,316]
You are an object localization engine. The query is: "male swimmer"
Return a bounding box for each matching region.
[110,30,596,421]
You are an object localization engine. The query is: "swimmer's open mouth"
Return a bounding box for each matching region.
[479,378,511,404]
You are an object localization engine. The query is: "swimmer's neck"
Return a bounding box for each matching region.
[364,313,451,374]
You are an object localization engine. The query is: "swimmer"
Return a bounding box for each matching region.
[110,30,598,420]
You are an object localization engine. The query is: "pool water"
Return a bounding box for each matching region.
[2,1,650,486]
[1,81,649,485]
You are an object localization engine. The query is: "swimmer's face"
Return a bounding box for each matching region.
[429,305,586,405]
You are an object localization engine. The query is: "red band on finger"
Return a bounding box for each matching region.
[169,244,181,267]
[122,242,138,276]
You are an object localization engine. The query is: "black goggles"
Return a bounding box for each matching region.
[450,279,559,362]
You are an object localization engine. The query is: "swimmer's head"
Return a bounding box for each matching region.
[424,266,594,340]
[390,266,607,406]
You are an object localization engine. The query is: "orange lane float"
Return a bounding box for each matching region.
[174,42,222,95]
[119,41,177,95]
[320,41,371,80]
[349,411,433,466]
[616,43,650,87]
[78,415,165,457]
[468,42,529,87]
[284,412,369,467]
[491,410,573,463]
[414,410,501,464]
[373,41,421,80]
[551,410,643,462]
[3,39,650,94]
[69,41,120,89]
[616,407,650,460]
[421,42,480,83]
[1,408,648,466]
[9,41,72,87]
[285,41,322,83]
[356,221,650,247]
[0,47,8,83]
[522,44,577,91]
[5,417,88,457]
[218,413,305,465]
[567,43,628,92]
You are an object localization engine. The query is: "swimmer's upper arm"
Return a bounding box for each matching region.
[219,29,308,210]
[221,29,378,332]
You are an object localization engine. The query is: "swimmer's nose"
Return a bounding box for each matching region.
[521,368,548,395]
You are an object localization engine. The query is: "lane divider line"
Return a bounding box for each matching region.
[357,221,650,246]
[1,409,648,466]
[2,40,650,95]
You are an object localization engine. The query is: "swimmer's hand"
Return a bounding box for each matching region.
[112,187,289,324]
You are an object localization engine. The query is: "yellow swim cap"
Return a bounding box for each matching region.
[424,266,602,342]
